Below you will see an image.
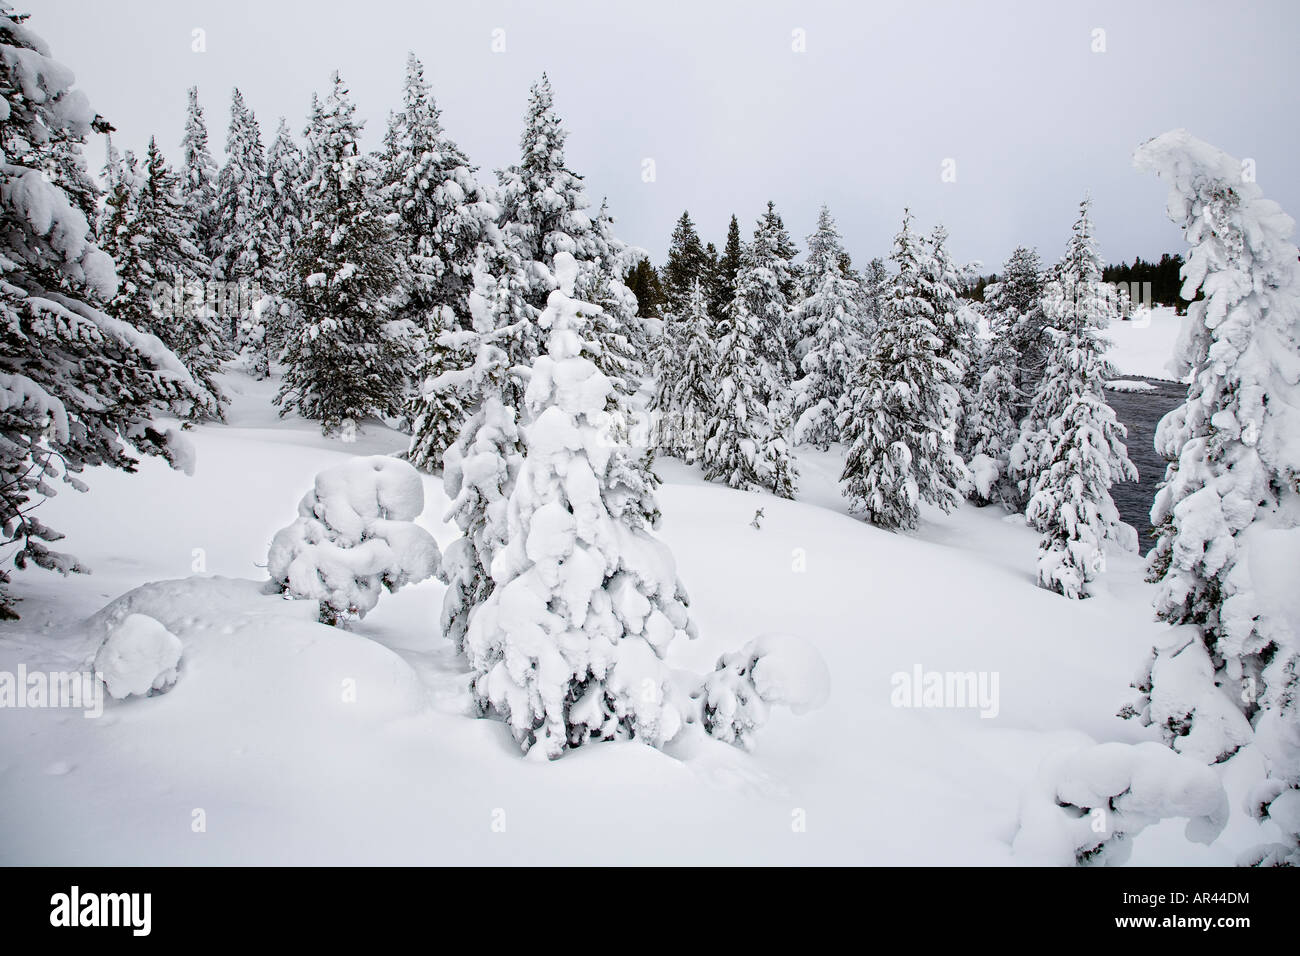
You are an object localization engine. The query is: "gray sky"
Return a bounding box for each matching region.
[30,0,1300,274]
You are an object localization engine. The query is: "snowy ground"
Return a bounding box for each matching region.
[0,364,1271,865]
[1104,306,1188,382]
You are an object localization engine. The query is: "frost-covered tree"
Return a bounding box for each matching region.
[212,89,272,295]
[793,206,861,449]
[662,210,708,316]
[99,138,227,419]
[275,72,411,435]
[704,260,797,497]
[710,213,743,321]
[743,202,798,389]
[923,225,977,439]
[839,211,966,530]
[653,279,715,463]
[1127,133,1300,836]
[268,456,442,626]
[464,254,697,758]
[985,245,1048,419]
[379,54,502,471]
[178,86,219,266]
[0,9,205,617]
[962,325,1022,507]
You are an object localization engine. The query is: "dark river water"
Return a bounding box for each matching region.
[1103,378,1188,555]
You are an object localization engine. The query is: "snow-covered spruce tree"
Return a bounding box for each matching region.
[275,72,412,435]
[268,456,442,626]
[495,74,601,310]
[703,257,797,497]
[99,138,227,419]
[839,211,966,531]
[212,88,278,372]
[0,9,204,617]
[793,206,862,449]
[1009,199,1133,528]
[985,245,1048,420]
[463,253,697,758]
[662,210,709,317]
[923,225,977,443]
[1127,133,1300,846]
[1020,295,1137,599]
[710,213,743,322]
[179,86,219,267]
[653,279,716,463]
[962,324,1022,507]
[258,117,309,358]
[378,54,502,472]
[742,202,799,391]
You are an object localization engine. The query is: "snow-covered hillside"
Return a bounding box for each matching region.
[0,368,1272,865]
[1104,306,1188,382]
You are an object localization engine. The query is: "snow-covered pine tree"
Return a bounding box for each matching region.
[0,9,205,617]
[923,224,977,444]
[1128,133,1300,843]
[703,256,797,497]
[1020,282,1137,598]
[962,321,1022,507]
[179,86,219,267]
[744,202,798,389]
[255,117,310,368]
[378,53,502,472]
[710,213,743,322]
[838,211,966,531]
[212,88,277,370]
[1009,199,1134,527]
[985,245,1048,420]
[662,210,709,316]
[495,74,599,310]
[792,205,860,449]
[275,72,411,435]
[463,253,696,758]
[652,279,715,463]
[99,138,227,419]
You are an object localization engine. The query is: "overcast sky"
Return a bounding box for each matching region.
[30,0,1300,274]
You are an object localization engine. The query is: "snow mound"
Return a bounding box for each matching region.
[694,634,830,750]
[1013,739,1228,866]
[1105,379,1157,393]
[93,613,182,700]
[268,456,442,625]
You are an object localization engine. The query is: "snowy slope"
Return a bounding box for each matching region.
[0,368,1272,865]
[1103,306,1188,382]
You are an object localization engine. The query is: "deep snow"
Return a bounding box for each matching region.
[0,363,1278,865]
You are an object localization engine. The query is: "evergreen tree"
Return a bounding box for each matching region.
[710,213,743,322]
[662,210,708,315]
[0,9,206,617]
[178,86,219,266]
[259,117,309,366]
[99,138,227,419]
[839,211,966,530]
[1127,134,1300,846]
[464,254,696,758]
[275,72,411,435]
[703,257,796,497]
[985,245,1048,419]
[792,205,860,449]
[1020,276,1137,598]
[380,53,501,472]
[1010,200,1132,526]
[652,279,715,463]
[746,202,799,385]
[962,318,1022,508]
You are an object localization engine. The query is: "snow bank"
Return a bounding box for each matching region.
[268,456,442,625]
[93,613,182,700]
[1013,739,1229,866]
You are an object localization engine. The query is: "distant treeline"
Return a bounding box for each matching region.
[964,253,1192,313]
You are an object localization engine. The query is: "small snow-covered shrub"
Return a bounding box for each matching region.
[94,613,183,700]
[268,456,442,626]
[693,634,831,751]
[1012,740,1228,866]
